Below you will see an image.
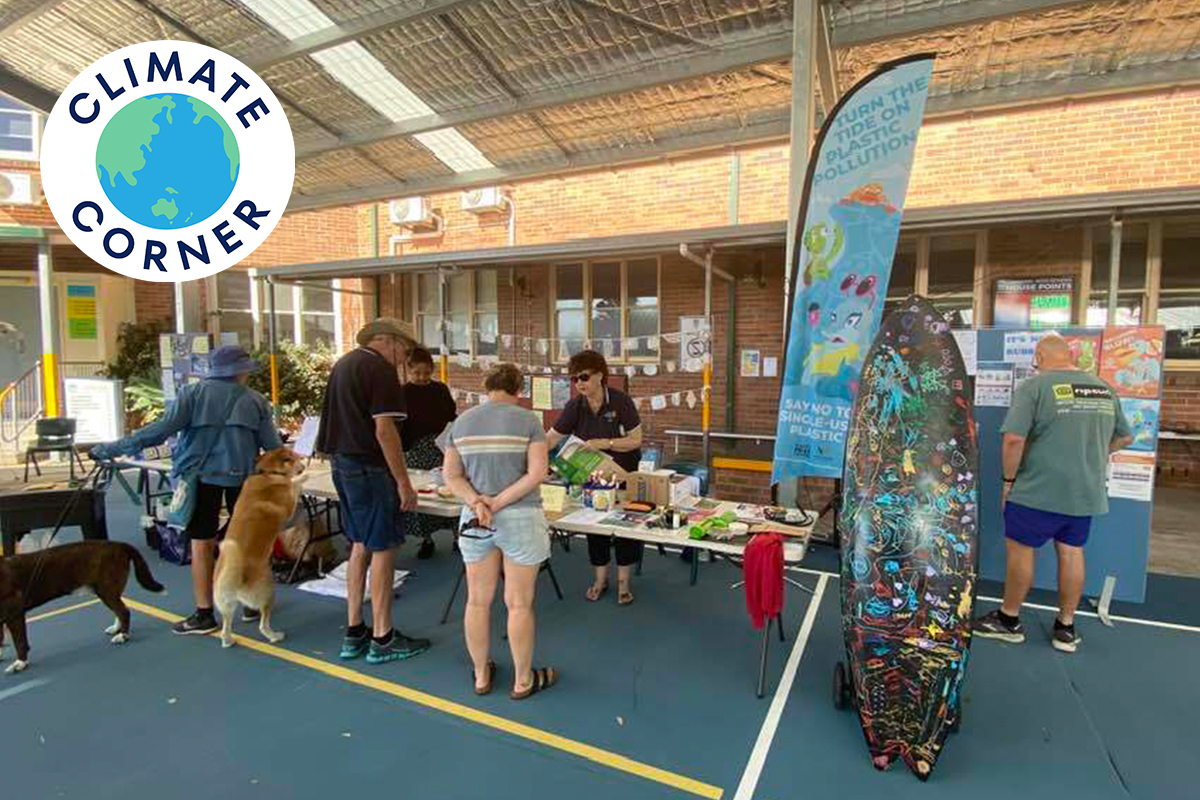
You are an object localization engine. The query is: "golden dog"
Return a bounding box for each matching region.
[214,448,306,648]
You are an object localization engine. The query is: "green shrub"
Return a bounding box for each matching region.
[248,340,336,431]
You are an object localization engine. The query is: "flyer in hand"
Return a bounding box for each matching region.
[551,435,628,485]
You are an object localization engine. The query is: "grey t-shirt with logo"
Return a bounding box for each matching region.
[1002,369,1132,517]
[447,401,546,508]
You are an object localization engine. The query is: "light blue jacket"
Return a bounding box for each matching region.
[105,377,283,487]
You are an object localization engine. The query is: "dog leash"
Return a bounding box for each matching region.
[18,461,107,595]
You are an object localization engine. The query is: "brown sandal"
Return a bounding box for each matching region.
[585,583,609,602]
[474,661,496,696]
[618,584,634,605]
[511,667,558,700]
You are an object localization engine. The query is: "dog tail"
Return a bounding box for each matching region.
[125,544,166,594]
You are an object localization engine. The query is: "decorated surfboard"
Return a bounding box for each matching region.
[834,295,978,780]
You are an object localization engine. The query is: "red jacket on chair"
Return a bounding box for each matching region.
[743,533,784,629]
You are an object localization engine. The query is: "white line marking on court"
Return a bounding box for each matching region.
[732,573,829,800]
[0,678,50,702]
[785,565,1200,635]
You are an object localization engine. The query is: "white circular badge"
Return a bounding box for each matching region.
[40,41,295,282]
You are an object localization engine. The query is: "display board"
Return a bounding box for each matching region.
[968,326,1164,603]
[159,333,213,400]
[992,277,1075,329]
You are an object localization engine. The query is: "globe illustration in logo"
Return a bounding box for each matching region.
[95,94,240,229]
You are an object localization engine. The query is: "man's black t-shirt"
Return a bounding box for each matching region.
[316,346,406,465]
[552,386,642,472]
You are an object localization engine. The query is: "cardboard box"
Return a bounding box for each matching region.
[623,470,698,507]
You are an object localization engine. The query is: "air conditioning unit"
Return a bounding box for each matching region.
[461,186,505,213]
[0,172,42,206]
[389,196,432,225]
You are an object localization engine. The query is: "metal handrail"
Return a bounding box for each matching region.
[0,360,43,446]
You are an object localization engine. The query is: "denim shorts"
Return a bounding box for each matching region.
[331,454,405,552]
[1004,501,1092,549]
[458,505,550,567]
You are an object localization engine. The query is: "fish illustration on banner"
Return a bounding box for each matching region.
[772,55,936,483]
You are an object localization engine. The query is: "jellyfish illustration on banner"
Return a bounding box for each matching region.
[772,55,935,483]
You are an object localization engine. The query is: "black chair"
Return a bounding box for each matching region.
[24,417,87,482]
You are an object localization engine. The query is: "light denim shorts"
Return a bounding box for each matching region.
[458,505,550,567]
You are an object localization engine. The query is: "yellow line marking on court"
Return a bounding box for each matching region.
[28,599,100,623]
[123,598,724,799]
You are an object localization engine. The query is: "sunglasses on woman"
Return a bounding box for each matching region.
[571,372,595,383]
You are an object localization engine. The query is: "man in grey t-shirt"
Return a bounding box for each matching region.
[974,334,1132,654]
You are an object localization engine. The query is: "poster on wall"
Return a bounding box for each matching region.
[66,284,98,340]
[974,362,1014,407]
[1063,333,1102,375]
[159,333,213,399]
[951,329,977,375]
[1002,331,1045,365]
[1099,327,1166,399]
[1107,450,1156,502]
[740,349,761,377]
[1121,398,1161,453]
[64,377,124,443]
[993,277,1074,329]
[772,55,935,483]
[680,316,708,373]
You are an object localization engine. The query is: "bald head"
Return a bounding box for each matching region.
[1035,333,1073,370]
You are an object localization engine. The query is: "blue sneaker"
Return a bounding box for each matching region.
[365,630,431,664]
[339,627,371,660]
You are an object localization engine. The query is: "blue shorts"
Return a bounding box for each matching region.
[331,454,405,552]
[457,506,550,567]
[1004,502,1091,549]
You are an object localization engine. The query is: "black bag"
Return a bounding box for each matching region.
[155,520,191,566]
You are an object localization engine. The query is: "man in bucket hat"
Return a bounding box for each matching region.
[316,318,432,663]
[90,344,282,634]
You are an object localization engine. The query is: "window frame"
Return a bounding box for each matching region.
[0,101,41,162]
[212,273,344,351]
[409,268,500,358]
[548,256,663,364]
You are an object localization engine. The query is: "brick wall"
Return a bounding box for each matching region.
[1159,372,1200,486]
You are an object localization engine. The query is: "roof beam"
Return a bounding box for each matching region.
[0,66,56,114]
[0,0,72,40]
[295,30,794,158]
[288,118,790,212]
[830,1,1096,48]
[925,59,1200,117]
[242,0,487,72]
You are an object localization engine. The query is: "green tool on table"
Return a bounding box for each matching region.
[688,511,738,540]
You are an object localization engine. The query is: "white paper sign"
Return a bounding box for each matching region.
[671,392,681,407]
[975,362,1014,407]
[64,377,124,443]
[650,395,668,411]
[951,330,978,375]
[1107,450,1155,501]
[1003,332,1046,366]
[680,316,708,372]
[292,416,320,457]
[642,364,658,376]
[686,390,697,409]
[763,357,778,378]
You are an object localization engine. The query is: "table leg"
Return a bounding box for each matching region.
[757,616,774,698]
[690,548,700,586]
[542,560,564,601]
[440,566,466,625]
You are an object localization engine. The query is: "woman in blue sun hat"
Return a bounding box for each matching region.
[90,344,282,636]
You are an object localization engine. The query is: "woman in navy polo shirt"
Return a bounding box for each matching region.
[545,350,643,605]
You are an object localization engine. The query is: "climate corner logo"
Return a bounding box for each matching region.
[41,41,295,283]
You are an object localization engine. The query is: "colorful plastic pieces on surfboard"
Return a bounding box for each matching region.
[838,295,979,780]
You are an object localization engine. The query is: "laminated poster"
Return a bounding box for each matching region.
[974,362,1014,407]
[1099,327,1165,399]
[1121,398,1160,453]
[1107,450,1155,502]
[1063,334,1102,375]
[951,330,977,375]
[1002,332,1045,366]
[531,376,552,411]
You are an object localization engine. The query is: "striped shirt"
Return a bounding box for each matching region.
[448,401,546,508]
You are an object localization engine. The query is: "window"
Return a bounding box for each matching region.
[928,234,976,328]
[0,97,39,160]
[552,259,660,361]
[214,270,254,347]
[413,270,498,355]
[254,279,342,349]
[1088,223,1147,326]
[1160,221,1200,361]
[883,239,916,320]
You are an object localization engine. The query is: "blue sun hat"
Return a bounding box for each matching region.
[208,344,259,378]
